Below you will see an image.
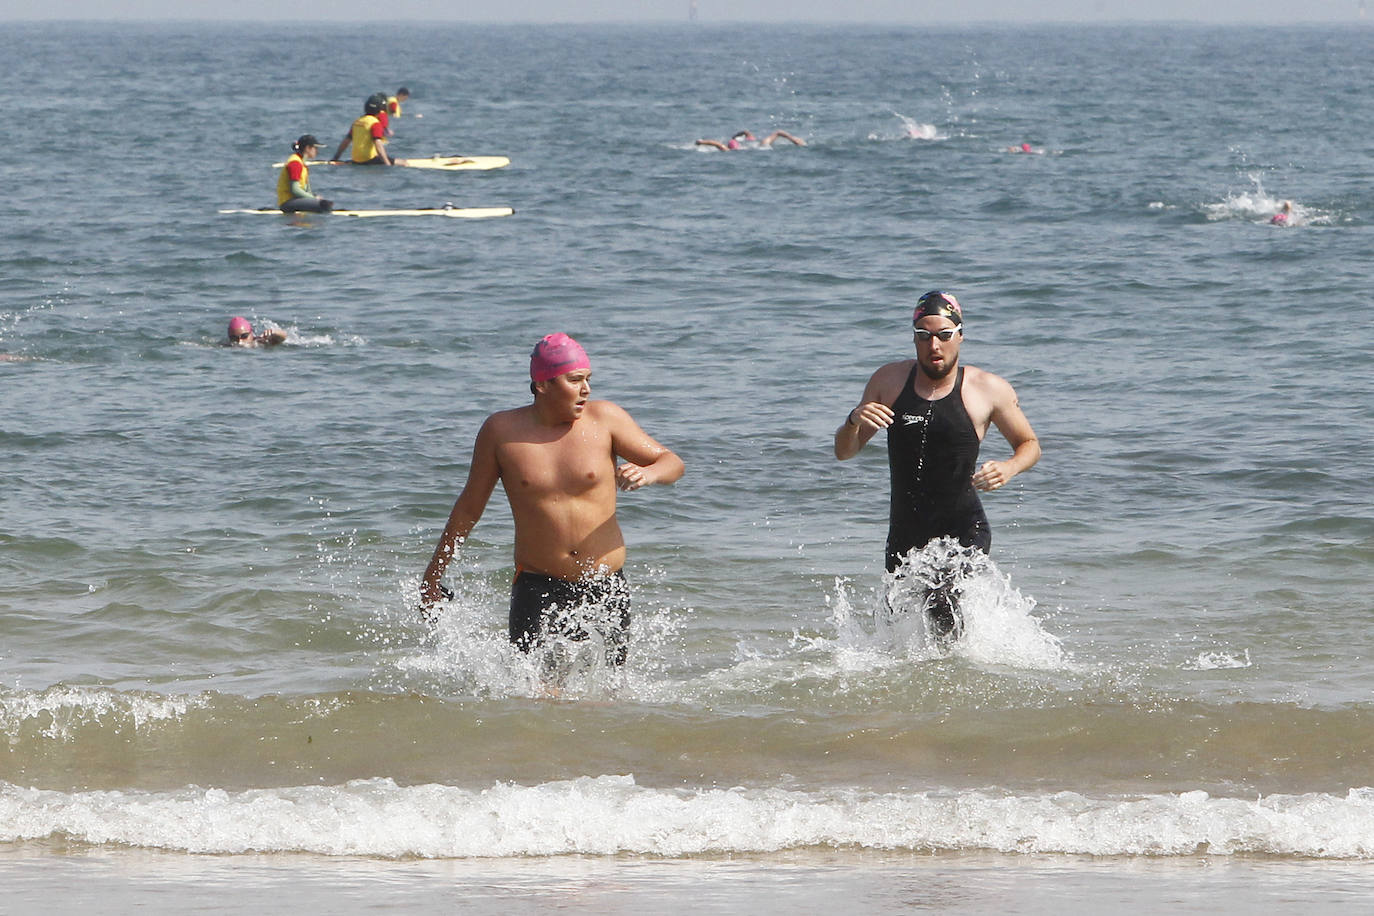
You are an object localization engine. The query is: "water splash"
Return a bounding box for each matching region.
[868,111,942,142]
[0,686,206,742]
[1202,173,1328,225]
[830,539,1070,671]
[1182,649,1252,671]
[391,564,683,702]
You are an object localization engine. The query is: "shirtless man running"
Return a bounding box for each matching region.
[833,291,1040,639]
[419,333,684,666]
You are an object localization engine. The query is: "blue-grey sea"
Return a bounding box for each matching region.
[2,19,1373,912]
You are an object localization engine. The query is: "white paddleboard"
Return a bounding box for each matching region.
[272,155,510,171]
[219,206,514,219]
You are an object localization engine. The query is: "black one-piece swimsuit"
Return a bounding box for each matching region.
[884,364,990,573]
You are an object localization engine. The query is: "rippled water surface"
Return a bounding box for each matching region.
[2,20,1373,911]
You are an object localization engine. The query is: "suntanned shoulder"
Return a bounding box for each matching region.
[961,364,1018,402]
[583,398,630,422]
[581,398,617,413]
[867,358,917,402]
[487,403,536,427]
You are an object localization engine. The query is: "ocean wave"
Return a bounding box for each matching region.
[0,685,208,742]
[4,775,1372,859]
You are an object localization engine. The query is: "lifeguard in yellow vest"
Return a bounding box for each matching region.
[276,135,335,213]
[330,96,403,165]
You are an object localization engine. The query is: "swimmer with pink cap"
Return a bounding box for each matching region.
[224,316,287,348]
[529,332,591,382]
[417,332,685,676]
[695,129,805,151]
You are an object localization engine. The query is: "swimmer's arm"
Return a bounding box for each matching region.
[419,421,501,608]
[972,382,1040,492]
[695,139,728,151]
[606,403,684,491]
[834,370,896,460]
[259,328,288,346]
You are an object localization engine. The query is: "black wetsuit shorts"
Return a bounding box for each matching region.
[509,569,631,666]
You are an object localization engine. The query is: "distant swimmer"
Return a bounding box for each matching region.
[385,87,410,133]
[331,95,404,166]
[695,129,807,151]
[1008,142,1042,154]
[276,135,335,213]
[834,291,1040,642]
[1271,200,1293,225]
[419,333,684,676]
[223,316,287,348]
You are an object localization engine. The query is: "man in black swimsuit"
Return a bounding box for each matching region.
[833,291,1041,640]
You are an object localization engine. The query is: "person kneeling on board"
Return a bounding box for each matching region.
[223,316,286,348]
[331,95,403,166]
[276,135,334,213]
[418,334,684,676]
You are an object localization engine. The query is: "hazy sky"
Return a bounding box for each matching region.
[0,0,1365,21]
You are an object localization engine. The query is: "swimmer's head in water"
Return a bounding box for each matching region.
[293,134,319,153]
[530,332,590,382]
[227,316,253,341]
[913,291,962,327]
[1021,142,1032,152]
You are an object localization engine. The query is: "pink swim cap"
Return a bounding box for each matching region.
[228,316,252,338]
[530,333,590,382]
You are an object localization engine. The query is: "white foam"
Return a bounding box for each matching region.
[868,112,944,142]
[830,540,1071,672]
[266,324,365,347]
[389,567,681,702]
[1183,649,1252,671]
[0,686,205,742]
[1202,173,1327,225]
[4,776,1372,859]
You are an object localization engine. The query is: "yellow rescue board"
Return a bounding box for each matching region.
[219,207,514,219]
[273,155,510,171]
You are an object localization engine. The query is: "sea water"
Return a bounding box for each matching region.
[2,20,1373,912]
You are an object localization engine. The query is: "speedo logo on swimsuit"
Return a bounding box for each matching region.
[900,414,927,427]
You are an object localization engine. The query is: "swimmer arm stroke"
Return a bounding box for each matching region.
[605,403,685,492]
[418,419,502,608]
